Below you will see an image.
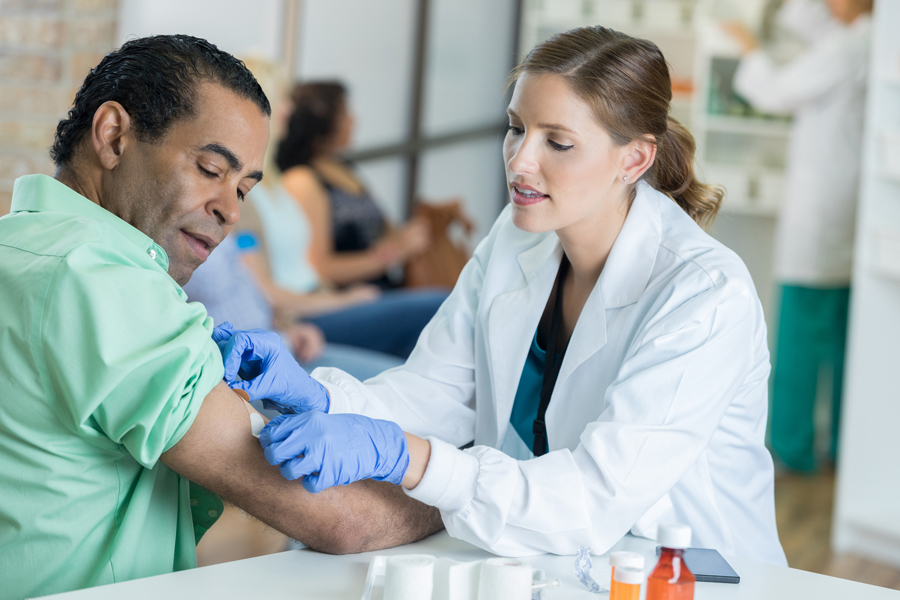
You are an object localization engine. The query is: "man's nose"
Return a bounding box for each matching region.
[210,188,241,226]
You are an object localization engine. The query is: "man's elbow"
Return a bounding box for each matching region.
[301,511,386,555]
[301,499,445,555]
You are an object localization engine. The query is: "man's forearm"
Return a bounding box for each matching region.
[161,382,443,554]
[304,479,444,554]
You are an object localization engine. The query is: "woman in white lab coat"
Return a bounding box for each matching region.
[229,26,787,565]
[729,0,872,472]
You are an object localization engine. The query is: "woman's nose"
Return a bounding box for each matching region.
[507,139,539,175]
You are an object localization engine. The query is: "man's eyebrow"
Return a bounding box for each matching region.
[197,143,263,182]
[506,109,575,134]
[197,143,243,172]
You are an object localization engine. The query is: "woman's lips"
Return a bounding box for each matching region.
[181,230,211,261]
[510,184,549,206]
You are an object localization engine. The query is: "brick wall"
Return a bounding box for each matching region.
[0,0,118,215]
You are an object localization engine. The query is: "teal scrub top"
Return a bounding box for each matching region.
[509,328,557,452]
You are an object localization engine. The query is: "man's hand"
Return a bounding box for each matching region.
[260,411,409,493]
[222,328,330,414]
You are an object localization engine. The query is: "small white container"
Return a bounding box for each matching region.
[759,168,785,213]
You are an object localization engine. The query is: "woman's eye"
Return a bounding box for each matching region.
[549,140,574,152]
[237,189,246,201]
[507,124,524,136]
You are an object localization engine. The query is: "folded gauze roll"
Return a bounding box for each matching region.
[384,554,435,600]
[433,557,480,600]
[476,558,532,600]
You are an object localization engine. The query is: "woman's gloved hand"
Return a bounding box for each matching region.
[220,328,330,414]
[212,321,235,354]
[259,411,409,493]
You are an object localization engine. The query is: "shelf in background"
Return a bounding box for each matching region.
[533,18,696,42]
[719,199,779,218]
[702,115,791,137]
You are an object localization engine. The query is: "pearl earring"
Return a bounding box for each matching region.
[623,175,630,182]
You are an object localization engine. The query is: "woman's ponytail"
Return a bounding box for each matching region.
[649,116,723,228]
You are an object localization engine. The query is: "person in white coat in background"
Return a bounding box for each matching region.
[218,26,787,565]
[728,0,872,472]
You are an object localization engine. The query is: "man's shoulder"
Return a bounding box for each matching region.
[0,209,113,260]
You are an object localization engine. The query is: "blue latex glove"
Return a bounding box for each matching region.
[212,321,235,355]
[259,411,409,493]
[221,328,330,414]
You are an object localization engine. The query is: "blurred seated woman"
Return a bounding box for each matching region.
[240,61,447,359]
[276,81,432,289]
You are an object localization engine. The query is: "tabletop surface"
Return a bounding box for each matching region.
[36,531,900,599]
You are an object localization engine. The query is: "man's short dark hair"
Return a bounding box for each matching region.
[50,34,271,167]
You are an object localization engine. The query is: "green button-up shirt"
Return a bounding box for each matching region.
[0,175,225,599]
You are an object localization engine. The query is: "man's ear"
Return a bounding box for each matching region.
[91,101,133,171]
[620,135,657,183]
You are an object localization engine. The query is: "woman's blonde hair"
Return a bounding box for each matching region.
[511,26,723,227]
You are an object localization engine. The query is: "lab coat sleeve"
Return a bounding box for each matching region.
[311,242,486,448]
[733,32,856,114]
[405,275,758,556]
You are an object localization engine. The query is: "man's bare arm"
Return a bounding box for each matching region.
[161,381,444,554]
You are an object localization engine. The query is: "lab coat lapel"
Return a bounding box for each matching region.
[555,183,661,387]
[486,236,562,446]
[555,283,608,387]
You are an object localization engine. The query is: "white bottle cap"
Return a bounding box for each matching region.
[657,524,692,549]
[613,566,644,585]
[609,551,645,570]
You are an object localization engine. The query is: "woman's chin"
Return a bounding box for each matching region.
[511,206,554,234]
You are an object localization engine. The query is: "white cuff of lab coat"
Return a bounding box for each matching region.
[311,368,354,415]
[404,436,478,513]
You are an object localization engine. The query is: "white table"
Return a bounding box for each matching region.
[37,531,900,599]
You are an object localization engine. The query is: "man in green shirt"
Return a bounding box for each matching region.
[0,35,440,600]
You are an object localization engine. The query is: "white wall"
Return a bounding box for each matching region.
[117,0,284,62]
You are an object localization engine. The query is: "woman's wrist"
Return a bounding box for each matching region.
[371,241,401,268]
[401,432,431,490]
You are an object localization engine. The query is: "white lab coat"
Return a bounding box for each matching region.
[315,182,787,566]
[734,1,871,286]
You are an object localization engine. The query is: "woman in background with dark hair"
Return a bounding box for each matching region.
[226,26,787,564]
[240,65,448,360]
[276,81,431,289]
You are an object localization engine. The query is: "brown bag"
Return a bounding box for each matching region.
[404,200,474,289]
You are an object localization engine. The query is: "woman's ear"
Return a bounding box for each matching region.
[620,136,657,183]
[91,101,133,171]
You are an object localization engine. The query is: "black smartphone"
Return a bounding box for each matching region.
[654,547,741,584]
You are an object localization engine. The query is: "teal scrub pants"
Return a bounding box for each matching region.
[771,284,850,471]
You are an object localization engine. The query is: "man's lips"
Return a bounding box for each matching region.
[510,183,549,206]
[180,230,217,261]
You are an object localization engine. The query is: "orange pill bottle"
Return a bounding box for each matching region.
[646,524,695,600]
